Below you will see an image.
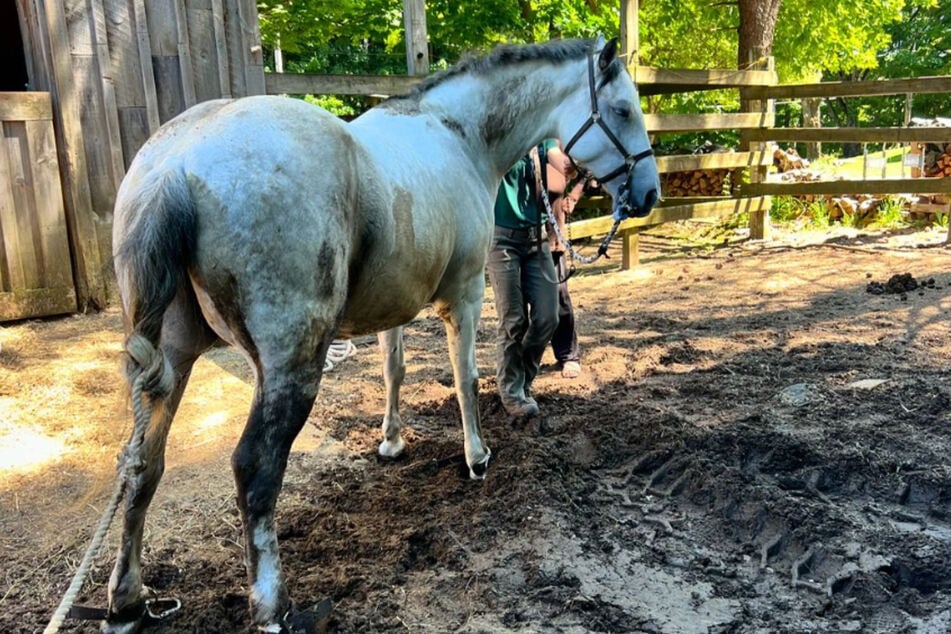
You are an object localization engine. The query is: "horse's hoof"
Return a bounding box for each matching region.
[468,449,492,480]
[378,437,405,459]
[280,597,333,633]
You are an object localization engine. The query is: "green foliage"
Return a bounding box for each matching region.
[867,196,907,228]
[256,0,948,133]
[303,94,357,117]
[934,212,950,229]
[770,196,805,224]
[806,199,831,228]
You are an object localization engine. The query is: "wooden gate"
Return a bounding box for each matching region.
[0,92,76,321]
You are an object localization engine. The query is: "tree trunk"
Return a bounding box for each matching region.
[737,0,782,69]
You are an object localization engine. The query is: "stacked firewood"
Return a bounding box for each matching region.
[826,196,884,224]
[660,169,730,196]
[659,141,734,197]
[924,144,951,177]
[772,146,828,184]
[773,147,808,172]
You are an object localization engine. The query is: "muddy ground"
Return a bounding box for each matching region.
[2,226,951,633]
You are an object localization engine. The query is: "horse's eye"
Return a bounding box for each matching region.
[613,106,631,119]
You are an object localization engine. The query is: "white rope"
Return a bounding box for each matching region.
[43,372,153,634]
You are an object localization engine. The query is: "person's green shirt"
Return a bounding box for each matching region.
[493,139,558,229]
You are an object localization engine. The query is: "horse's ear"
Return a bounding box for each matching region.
[598,37,619,72]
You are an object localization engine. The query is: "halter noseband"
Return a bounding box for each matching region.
[562,49,654,216]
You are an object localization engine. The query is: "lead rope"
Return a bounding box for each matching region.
[43,372,153,634]
[540,177,622,266]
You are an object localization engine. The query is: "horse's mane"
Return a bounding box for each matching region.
[384,38,609,105]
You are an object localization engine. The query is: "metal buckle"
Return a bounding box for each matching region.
[145,597,181,621]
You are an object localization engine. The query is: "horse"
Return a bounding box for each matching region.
[105,36,659,633]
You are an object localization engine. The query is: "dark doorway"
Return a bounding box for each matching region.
[1,2,29,91]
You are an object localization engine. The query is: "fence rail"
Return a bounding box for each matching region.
[262,66,951,266]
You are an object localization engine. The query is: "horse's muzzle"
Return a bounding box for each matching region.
[615,169,660,219]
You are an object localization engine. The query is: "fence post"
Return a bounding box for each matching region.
[621,229,640,270]
[802,97,821,160]
[403,0,429,76]
[619,0,640,269]
[740,51,774,241]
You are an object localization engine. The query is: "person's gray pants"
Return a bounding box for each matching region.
[486,226,559,409]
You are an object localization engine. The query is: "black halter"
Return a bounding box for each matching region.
[562,50,654,216]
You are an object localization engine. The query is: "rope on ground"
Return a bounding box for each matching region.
[43,370,153,634]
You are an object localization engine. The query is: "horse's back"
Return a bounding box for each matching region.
[114,97,368,350]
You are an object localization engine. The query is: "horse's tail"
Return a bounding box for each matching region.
[114,168,197,400]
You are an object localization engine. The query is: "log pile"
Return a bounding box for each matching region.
[826,195,886,225]
[773,147,808,172]
[660,168,731,196]
[660,141,733,197]
[923,144,951,177]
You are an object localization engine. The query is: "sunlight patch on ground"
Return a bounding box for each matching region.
[0,420,72,474]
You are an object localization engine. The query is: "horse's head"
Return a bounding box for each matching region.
[560,37,660,220]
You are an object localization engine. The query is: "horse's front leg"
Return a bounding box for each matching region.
[377,326,406,458]
[436,288,491,479]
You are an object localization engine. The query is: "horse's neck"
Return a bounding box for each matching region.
[424,60,587,180]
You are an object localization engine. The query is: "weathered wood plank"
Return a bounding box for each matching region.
[187,5,221,103]
[743,178,951,197]
[240,0,265,95]
[73,54,116,217]
[265,72,421,97]
[14,0,41,89]
[223,0,246,96]
[0,121,26,292]
[0,92,52,120]
[569,197,770,239]
[117,106,151,168]
[746,75,951,100]
[102,0,142,103]
[152,55,187,123]
[89,0,126,191]
[133,0,161,132]
[656,150,772,174]
[103,0,152,166]
[174,0,197,108]
[635,66,777,94]
[64,0,94,55]
[645,112,775,134]
[144,1,179,55]
[210,0,231,97]
[747,127,951,144]
[42,0,107,309]
[0,286,77,321]
[402,0,429,75]
[26,119,73,288]
[146,2,187,122]
[100,0,151,168]
[5,122,43,288]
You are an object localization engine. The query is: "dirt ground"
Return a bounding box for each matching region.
[3,225,951,633]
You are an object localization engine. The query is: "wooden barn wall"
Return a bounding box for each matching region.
[12,0,264,315]
[0,92,76,320]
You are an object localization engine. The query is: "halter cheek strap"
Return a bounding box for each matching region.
[562,50,654,185]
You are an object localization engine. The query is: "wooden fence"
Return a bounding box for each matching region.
[264,64,779,267]
[0,92,75,321]
[265,66,951,265]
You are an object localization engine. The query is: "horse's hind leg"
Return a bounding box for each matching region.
[232,353,323,629]
[378,326,406,458]
[105,294,218,633]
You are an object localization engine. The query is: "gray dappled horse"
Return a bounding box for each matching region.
[107,36,659,632]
